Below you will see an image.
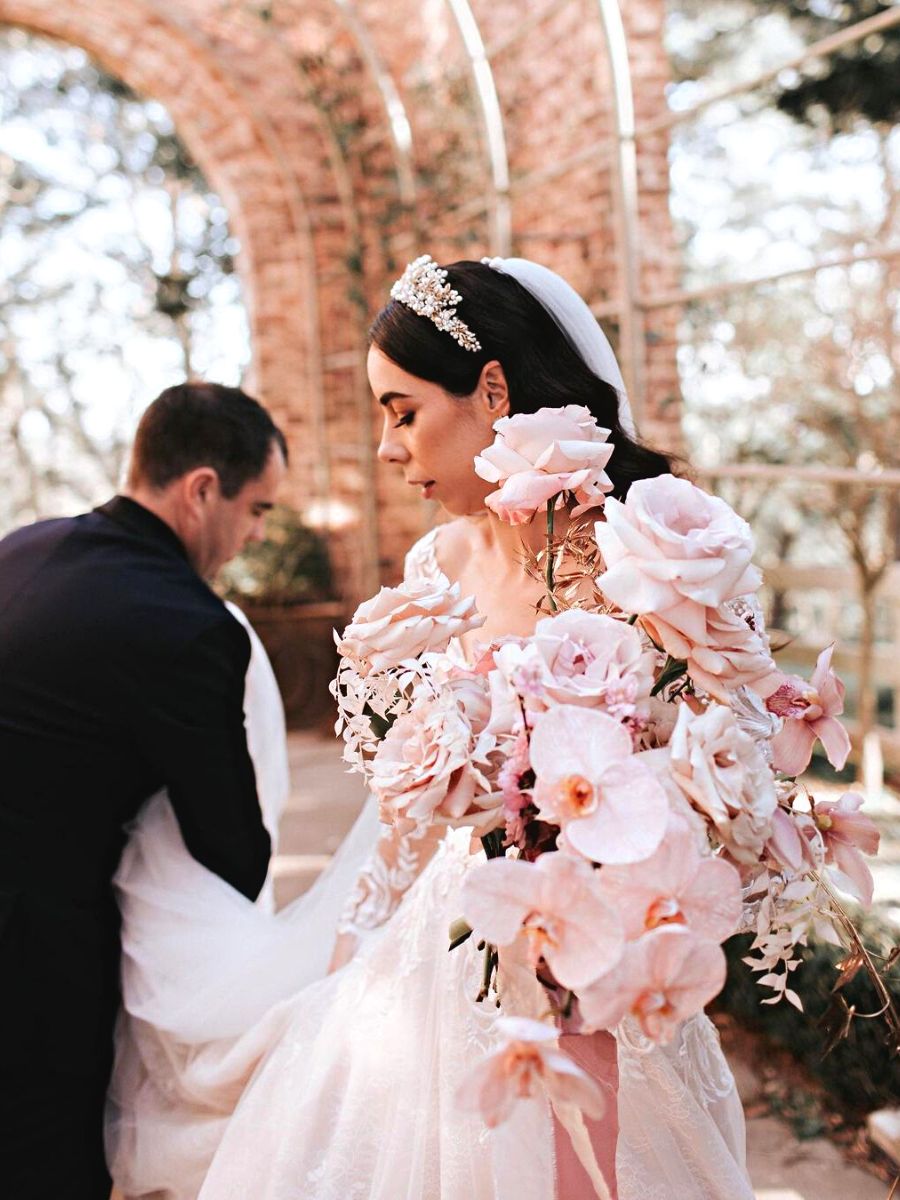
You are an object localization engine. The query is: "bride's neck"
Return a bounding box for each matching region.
[463,504,582,565]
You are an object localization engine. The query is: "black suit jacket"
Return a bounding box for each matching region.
[0,497,271,1077]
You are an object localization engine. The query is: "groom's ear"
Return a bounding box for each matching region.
[182,466,220,509]
[476,360,509,420]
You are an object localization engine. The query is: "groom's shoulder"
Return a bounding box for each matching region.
[0,508,240,655]
[0,513,75,553]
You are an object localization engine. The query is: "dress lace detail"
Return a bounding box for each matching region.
[402,526,444,586]
[333,527,449,941]
[616,1014,736,1110]
[678,1015,739,1106]
[615,1012,751,1200]
[335,824,440,936]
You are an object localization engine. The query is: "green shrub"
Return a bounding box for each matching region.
[716,915,900,1115]
[217,504,333,605]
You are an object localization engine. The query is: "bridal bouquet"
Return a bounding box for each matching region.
[332,404,892,1192]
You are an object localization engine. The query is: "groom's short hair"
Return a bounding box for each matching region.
[128,382,288,498]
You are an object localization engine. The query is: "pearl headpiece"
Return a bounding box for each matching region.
[390,254,482,352]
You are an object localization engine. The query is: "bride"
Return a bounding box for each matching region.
[108,256,755,1200]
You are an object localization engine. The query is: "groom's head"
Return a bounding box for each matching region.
[126,382,288,579]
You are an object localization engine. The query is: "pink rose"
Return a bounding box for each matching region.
[337,579,483,674]
[456,1016,607,1129]
[371,681,501,833]
[493,610,655,721]
[767,646,851,777]
[595,474,762,640]
[644,602,780,703]
[474,405,615,525]
[668,703,777,864]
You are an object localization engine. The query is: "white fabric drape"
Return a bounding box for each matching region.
[105,605,378,1196]
[482,256,636,438]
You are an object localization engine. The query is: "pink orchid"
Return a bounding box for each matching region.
[456,1016,606,1128]
[578,926,727,1043]
[596,815,743,943]
[462,851,624,990]
[767,646,851,777]
[529,705,669,864]
[474,405,615,525]
[765,807,813,874]
[815,792,880,905]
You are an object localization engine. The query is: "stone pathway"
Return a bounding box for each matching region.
[274,732,900,1200]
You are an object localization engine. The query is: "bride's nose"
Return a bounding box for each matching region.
[377,424,410,465]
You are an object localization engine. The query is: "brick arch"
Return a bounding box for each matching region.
[0,0,324,454]
[1,0,682,601]
[0,0,429,598]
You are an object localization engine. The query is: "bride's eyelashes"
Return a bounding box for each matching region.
[394,412,414,428]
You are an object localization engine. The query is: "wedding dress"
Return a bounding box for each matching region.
[108,554,754,1200]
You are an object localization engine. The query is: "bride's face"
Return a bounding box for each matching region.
[368,345,501,517]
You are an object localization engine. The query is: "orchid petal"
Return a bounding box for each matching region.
[462,859,541,946]
[565,759,668,864]
[813,716,851,772]
[829,841,875,906]
[770,719,817,777]
[529,705,633,782]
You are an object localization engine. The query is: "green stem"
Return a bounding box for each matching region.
[650,654,688,697]
[480,828,506,859]
[478,943,498,1003]
[546,498,558,612]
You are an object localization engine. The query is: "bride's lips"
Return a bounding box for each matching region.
[408,480,435,499]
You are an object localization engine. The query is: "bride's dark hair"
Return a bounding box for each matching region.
[369,258,675,498]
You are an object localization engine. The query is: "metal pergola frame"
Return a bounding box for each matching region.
[359,0,900,431]
[619,4,900,425]
[321,0,900,527]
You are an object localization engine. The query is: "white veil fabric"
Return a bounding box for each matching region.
[481,256,637,439]
[105,604,378,1197]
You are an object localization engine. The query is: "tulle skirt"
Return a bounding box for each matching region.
[109,807,752,1200]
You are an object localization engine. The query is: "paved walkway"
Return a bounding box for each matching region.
[275,731,899,1200]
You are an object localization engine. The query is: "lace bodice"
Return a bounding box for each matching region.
[401,526,443,585]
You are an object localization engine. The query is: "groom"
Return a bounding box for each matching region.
[0,382,287,1198]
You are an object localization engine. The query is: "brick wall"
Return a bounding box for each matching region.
[0,0,681,602]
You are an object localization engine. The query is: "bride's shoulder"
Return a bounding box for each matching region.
[403,519,468,586]
[432,519,471,579]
